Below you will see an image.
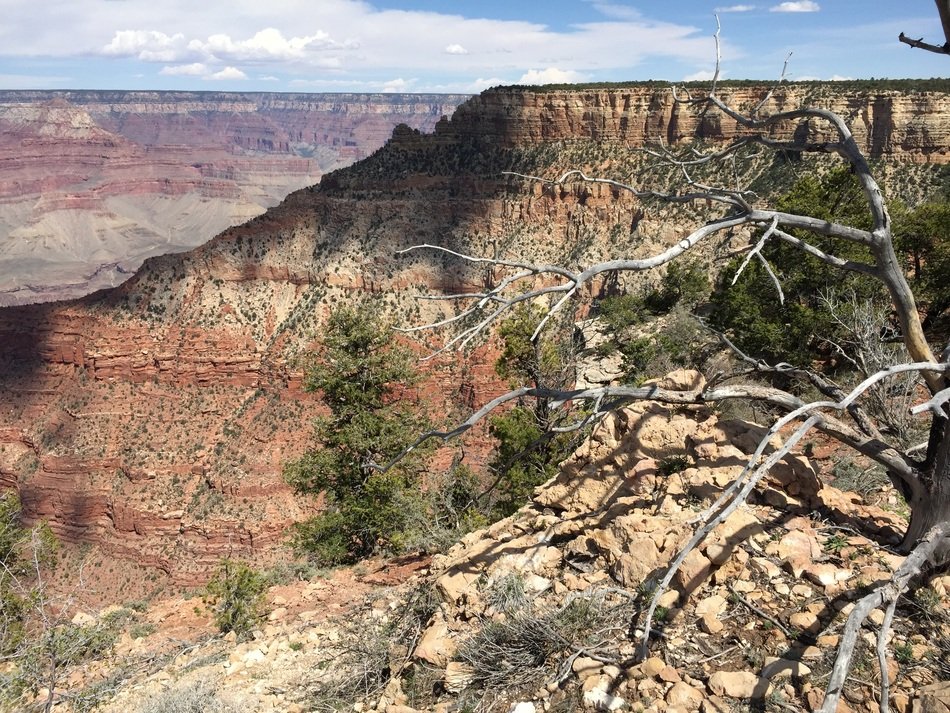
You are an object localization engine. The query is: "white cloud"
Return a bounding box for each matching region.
[470,77,506,92]
[195,28,355,62]
[797,73,853,81]
[258,75,280,81]
[715,4,756,11]
[207,66,247,80]
[517,68,588,85]
[159,62,207,76]
[382,77,414,92]
[158,62,248,80]
[683,69,717,81]
[102,30,188,62]
[103,27,354,64]
[71,1,717,75]
[770,1,819,12]
[0,0,721,89]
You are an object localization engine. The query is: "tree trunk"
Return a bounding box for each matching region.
[903,429,950,562]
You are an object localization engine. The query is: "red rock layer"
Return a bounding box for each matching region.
[0,83,946,589]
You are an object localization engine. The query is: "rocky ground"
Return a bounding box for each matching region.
[16,370,950,713]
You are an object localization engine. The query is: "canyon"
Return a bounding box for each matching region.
[0,91,467,305]
[1,81,949,596]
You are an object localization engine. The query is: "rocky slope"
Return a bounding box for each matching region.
[0,82,948,593]
[0,91,466,304]
[28,371,949,713]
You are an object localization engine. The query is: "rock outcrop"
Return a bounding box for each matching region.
[368,370,941,713]
[44,371,949,713]
[447,83,950,161]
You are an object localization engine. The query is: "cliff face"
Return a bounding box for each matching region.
[0,91,467,306]
[446,85,950,161]
[0,82,946,592]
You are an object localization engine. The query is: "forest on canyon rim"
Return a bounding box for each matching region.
[3,14,950,713]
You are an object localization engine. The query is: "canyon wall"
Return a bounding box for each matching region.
[0,91,467,305]
[0,82,947,593]
[446,84,950,161]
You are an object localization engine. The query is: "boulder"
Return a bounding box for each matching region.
[444,662,475,694]
[914,681,950,713]
[666,681,706,709]
[413,618,456,667]
[675,549,713,596]
[761,658,812,680]
[707,671,770,699]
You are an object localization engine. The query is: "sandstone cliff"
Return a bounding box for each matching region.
[447,83,950,161]
[0,81,947,591]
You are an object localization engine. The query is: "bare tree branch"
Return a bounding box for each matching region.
[898,32,950,55]
[732,216,784,303]
[876,596,899,713]
[771,228,877,277]
[396,46,950,710]
[817,521,950,713]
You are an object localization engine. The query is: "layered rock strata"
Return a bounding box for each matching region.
[0,91,467,304]
[0,82,947,589]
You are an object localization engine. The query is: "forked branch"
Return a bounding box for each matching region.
[817,520,950,713]
[900,1,950,55]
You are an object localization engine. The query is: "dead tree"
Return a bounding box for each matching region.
[393,27,950,713]
[900,0,950,54]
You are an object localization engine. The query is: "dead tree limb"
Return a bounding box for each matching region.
[395,39,950,709]
[817,521,950,713]
[900,2,950,55]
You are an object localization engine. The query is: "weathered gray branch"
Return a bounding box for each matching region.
[817,521,950,713]
[397,54,950,711]
[638,361,948,664]
[900,0,950,53]
[899,32,950,55]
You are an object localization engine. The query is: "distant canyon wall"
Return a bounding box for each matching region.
[442,84,950,161]
[0,91,468,305]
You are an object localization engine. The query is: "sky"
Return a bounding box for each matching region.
[0,0,946,93]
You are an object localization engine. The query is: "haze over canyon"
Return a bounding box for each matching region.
[0,91,467,305]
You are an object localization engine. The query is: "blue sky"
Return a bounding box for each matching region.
[0,1,946,93]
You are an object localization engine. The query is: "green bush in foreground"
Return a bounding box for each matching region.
[204,560,266,639]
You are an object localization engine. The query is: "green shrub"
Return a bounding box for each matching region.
[644,260,709,313]
[284,303,432,564]
[893,200,950,325]
[708,167,883,366]
[396,461,488,554]
[0,492,57,656]
[203,560,266,639]
[2,619,120,708]
[489,306,583,516]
